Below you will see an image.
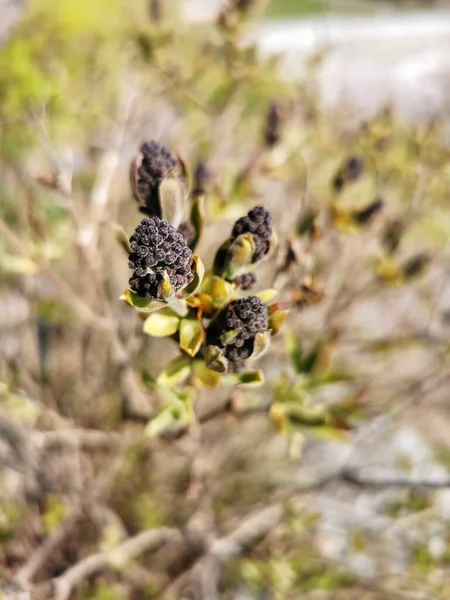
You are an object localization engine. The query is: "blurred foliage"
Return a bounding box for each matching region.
[1,1,450,599]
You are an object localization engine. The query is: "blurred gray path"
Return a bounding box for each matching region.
[256,11,450,118]
[0,0,27,46]
[184,2,450,118]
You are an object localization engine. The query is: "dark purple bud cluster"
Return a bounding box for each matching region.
[136,141,179,212]
[233,272,256,290]
[231,206,272,263]
[128,217,193,299]
[209,296,268,372]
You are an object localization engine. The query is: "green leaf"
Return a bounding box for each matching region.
[254,289,278,303]
[158,271,175,300]
[179,318,204,357]
[144,404,182,439]
[192,361,221,387]
[113,222,131,256]
[120,290,166,313]
[209,276,234,309]
[268,307,289,336]
[234,370,265,387]
[159,175,187,229]
[284,329,304,374]
[308,426,349,442]
[220,328,241,346]
[167,296,189,317]
[250,330,271,360]
[143,308,180,337]
[205,345,228,374]
[224,233,255,279]
[179,255,205,298]
[157,355,191,387]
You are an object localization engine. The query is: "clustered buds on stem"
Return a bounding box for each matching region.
[233,272,256,290]
[124,140,287,384]
[231,206,272,263]
[208,296,268,372]
[213,206,274,287]
[128,217,193,299]
[131,141,180,215]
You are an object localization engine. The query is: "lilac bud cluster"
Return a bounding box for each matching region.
[128,217,193,299]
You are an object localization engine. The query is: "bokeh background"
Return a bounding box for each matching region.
[2,1,450,599]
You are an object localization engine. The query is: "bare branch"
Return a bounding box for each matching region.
[51,527,182,600]
[211,504,283,561]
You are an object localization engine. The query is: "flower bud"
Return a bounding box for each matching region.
[130,140,181,216]
[128,217,194,300]
[207,296,269,372]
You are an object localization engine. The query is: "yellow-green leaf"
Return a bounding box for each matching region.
[179,254,205,298]
[179,318,204,357]
[250,330,271,360]
[143,309,180,337]
[269,308,289,336]
[209,276,234,309]
[225,233,255,279]
[157,355,191,388]
[158,271,175,300]
[235,370,265,387]
[254,288,278,303]
[121,290,166,313]
[205,345,228,374]
[192,361,221,388]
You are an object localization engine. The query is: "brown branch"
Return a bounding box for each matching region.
[341,467,450,490]
[51,527,182,600]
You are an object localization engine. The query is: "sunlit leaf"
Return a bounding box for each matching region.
[143,308,180,337]
[268,307,289,336]
[192,361,221,388]
[220,328,241,346]
[157,355,191,387]
[308,426,349,442]
[250,330,271,360]
[205,345,228,374]
[209,276,234,309]
[121,290,167,313]
[254,288,278,303]
[144,404,182,439]
[159,271,175,300]
[179,318,204,357]
[167,296,189,317]
[228,370,265,387]
[225,233,255,279]
[179,254,205,299]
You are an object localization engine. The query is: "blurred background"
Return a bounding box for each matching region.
[2,0,450,599]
